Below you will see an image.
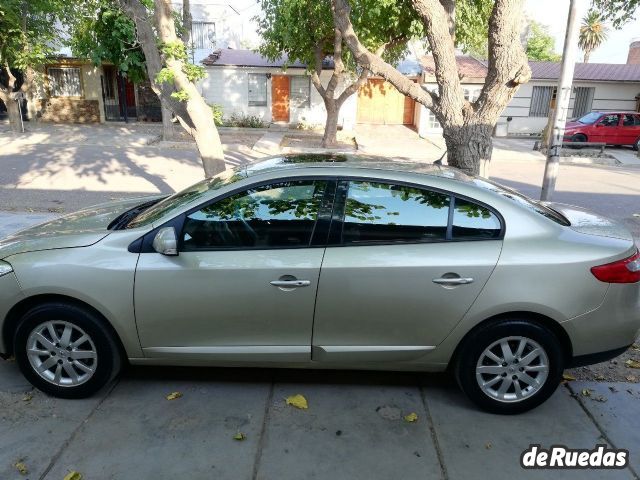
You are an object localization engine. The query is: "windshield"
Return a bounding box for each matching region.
[577,112,601,124]
[473,178,570,226]
[126,168,248,228]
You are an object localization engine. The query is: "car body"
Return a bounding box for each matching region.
[1,154,639,414]
[563,111,640,149]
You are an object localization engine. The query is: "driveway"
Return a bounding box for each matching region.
[0,216,639,480]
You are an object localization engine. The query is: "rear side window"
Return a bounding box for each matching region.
[452,198,502,239]
[342,181,450,244]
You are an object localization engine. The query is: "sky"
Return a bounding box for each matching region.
[525,0,640,64]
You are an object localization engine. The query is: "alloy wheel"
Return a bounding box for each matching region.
[26,320,98,387]
[475,336,549,403]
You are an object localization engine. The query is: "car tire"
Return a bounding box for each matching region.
[13,302,121,399]
[633,138,640,151]
[572,133,587,149]
[454,318,564,414]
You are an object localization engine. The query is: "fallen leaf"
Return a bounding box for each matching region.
[404,412,419,423]
[485,442,492,450]
[285,394,308,409]
[581,389,592,397]
[626,375,637,382]
[63,472,82,480]
[166,391,183,401]
[633,213,640,218]
[632,344,640,351]
[625,359,640,369]
[593,395,608,402]
[22,393,32,402]
[562,373,576,381]
[14,462,28,475]
[233,432,246,441]
[595,375,605,381]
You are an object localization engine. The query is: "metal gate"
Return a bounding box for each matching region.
[101,67,137,121]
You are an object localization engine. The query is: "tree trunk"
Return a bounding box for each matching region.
[442,123,493,177]
[583,50,590,63]
[119,0,225,178]
[322,99,340,147]
[161,105,175,140]
[5,96,22,132]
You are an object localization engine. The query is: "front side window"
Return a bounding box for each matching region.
[248,74,267,106]
[342,181,450,244]
[182,180,327,250]
[452,198,502,239]
[48,67,83,97]
[290,76,310,108]
[598,114,620,127]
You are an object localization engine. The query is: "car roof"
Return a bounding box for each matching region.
[243,153,473,182]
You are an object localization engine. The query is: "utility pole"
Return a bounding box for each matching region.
[540,0,583,201]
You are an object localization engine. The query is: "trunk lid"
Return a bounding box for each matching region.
[543,202,634,241]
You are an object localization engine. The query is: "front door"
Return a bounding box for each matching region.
[591,113,620,143]
[312,180,503,363]
[134,179,331,363]
[272,75,290,122]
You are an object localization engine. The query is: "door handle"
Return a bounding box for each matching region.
[270,280,311,288]
[432,277,474,285]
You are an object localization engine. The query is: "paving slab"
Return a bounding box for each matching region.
[256,380,442,480]
[0,358,32,393]
[425,382,634,480]
[0,360,105,480]
[568,381,640,475]
[43,367,272,480]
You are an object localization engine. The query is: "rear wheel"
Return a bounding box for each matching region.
[455,319,564,414]
[13,303,121,398]
[633,137,640,151]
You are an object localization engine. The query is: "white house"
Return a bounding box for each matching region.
[200,49,359,130]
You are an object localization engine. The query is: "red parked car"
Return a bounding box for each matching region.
[564,111,640,150]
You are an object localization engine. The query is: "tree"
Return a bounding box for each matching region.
[591,0,638,28]
[578,11,608,63]
[332,0,531,176]
[0,0,66,132]
[118,0,225,177]
[525,21,561,62]
[257,0,422,147]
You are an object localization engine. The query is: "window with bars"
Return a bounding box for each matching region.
[529,86,555,117]
[48,67,83,97]
[290,76,310,108]
[191,22,216,49]
[572,87,595,118]
[248,74,267,106]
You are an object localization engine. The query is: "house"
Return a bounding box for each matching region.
[417,45,640,137]
[200,49,357,129]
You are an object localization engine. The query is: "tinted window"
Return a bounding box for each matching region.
[342,181,449,244]
[598,114,620,127]
[452,198,502,239]
[622,114,640,126]
[182,180,327,250]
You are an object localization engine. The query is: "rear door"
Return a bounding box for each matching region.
[312,179,503,363]
[620,114,640,145]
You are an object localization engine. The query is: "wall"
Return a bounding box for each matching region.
[499,80,640,135]
[199,66,358,130]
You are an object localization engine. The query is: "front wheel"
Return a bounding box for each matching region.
[13,303,121,398]
[455,319,564,414]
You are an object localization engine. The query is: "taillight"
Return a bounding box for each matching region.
[591,250,640,283]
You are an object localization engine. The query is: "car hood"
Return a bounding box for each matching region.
[564,121,582,131]
[0,196,161,259]
[543,202,634,241]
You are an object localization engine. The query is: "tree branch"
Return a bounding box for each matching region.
[331,0,437,110]
[310,45,327,97]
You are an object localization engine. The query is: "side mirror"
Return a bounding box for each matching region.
[152,227,178,256]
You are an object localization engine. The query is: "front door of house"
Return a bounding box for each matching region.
[272,75,290,122]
